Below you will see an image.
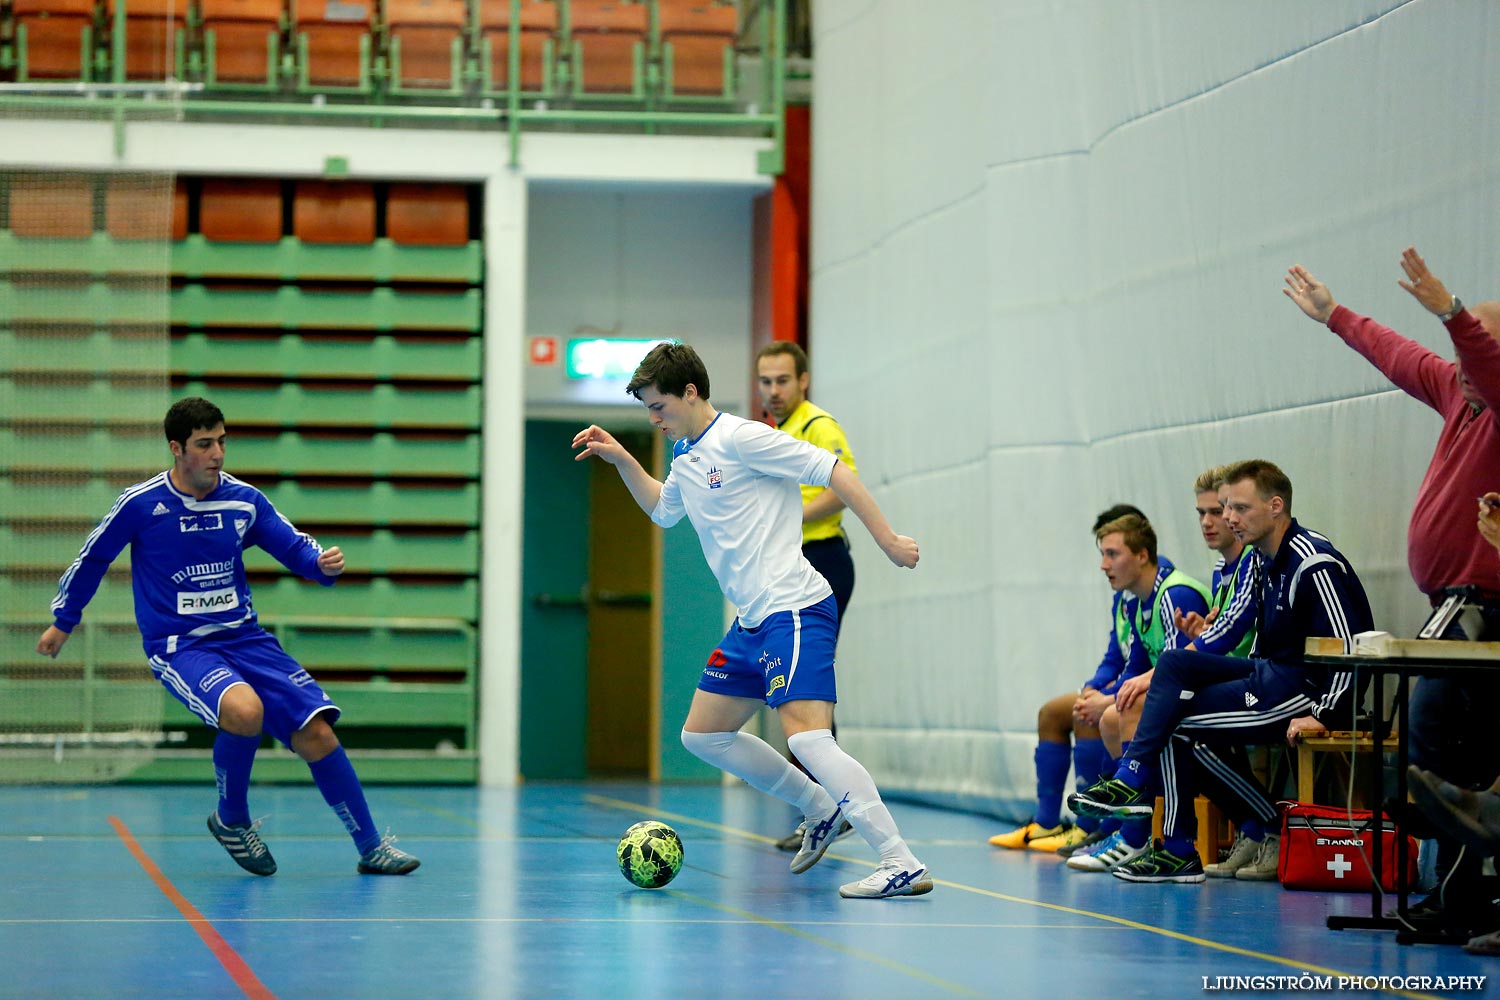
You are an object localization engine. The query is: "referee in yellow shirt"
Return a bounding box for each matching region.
[756,340,858,851]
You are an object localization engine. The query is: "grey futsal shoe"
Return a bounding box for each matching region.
[790,805,847,874]
[207,811,277,876]
[839,864,934,899]
[358,833,421,875]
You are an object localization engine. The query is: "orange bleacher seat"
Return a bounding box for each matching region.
[201,0,283,85]
[569,0,645,95]
[293,181,375,244]
[104,0,187,80]
[14,0,97,80]
[9,174,94,238]
[386,184,468,246]
[386,0,465,90]
[104,176,189,240]
[293,0,370,88]
[478,0,555,93]
[658,0,735,96]
[199,179,284,243]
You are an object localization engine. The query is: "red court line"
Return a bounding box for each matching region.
[108,815,278,1000]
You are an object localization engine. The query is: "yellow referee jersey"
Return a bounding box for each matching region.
[776,399,857,543]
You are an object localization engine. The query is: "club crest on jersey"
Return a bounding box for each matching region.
[234,518,248,538]
[179,512,224,533]
[707,466,723,489]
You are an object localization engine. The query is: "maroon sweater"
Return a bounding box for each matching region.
[1328,304,1500,598]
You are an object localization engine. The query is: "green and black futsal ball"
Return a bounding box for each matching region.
[617,820,684,888]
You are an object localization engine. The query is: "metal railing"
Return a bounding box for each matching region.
[0,0,788,172]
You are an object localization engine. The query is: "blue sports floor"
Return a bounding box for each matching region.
[2,782,1489,1000]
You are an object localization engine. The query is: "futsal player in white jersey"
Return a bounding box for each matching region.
[572,342,932,899]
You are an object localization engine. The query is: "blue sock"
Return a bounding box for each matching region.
[308,746,380,855]
[1240,817,1265,842]
[1114,741,1153,790]
[1034,741,1072,828]
[1121,817,1151,849]
[212,730,260,827]
[1097,817,1122,836]
[1164,835,1195,858]
[1072,738,1106,832]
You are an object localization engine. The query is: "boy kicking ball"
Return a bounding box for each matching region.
[573,342,931,899]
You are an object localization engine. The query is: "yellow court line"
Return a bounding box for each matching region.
[585,793,1444,1000]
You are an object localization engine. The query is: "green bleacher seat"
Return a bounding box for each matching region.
[176,381,481,429]
[173,332,481,381]
[255,576,478,618]
[171,285,481,331]
[228,430,478,478]
[0,426,165,475]
[1,328,170,377]
[243,528,478,574]
[256,480,480,526]
[0,376,168,427]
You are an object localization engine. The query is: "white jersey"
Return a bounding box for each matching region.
[652,411,837,628]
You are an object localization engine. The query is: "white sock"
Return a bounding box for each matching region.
[681,729,834,816]
[786,728,919,869]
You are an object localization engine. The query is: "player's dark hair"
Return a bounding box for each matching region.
[164,397,225,446]
[1092,503,1145,535]
[627,342,711,401]
[1222,459,1293,514]
[756,340,808,378]
[1096,513,1158,562]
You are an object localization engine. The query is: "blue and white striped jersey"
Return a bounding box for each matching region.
[1193,547,1260,657]
[49,471,332,657]
[1252,519,1373,725]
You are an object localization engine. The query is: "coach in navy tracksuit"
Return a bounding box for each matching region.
[1071,459,1373,883]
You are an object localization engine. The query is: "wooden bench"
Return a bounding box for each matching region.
[1294,730,1397,806]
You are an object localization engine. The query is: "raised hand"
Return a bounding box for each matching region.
[1396,246,1455,316]
[572,425,628,465]
[1174,606,1217,640]
[1283,265,1337,323]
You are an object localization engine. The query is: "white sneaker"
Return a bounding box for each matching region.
[790,805,846,875]
[1204,832,1259,879]
[1066,831,1149,872]
[839,863,934,899]
[1233,833,1281,881]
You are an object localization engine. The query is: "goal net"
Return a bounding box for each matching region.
[1,89,185,780]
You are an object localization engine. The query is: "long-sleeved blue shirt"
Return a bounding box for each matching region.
[50,471,332,657]
[1193,547,1260,657]
[1252,519,1374,725]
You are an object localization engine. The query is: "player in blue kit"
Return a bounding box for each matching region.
[36,397,419,877]
[573,342,932,899]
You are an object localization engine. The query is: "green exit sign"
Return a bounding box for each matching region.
[566,338,671,380]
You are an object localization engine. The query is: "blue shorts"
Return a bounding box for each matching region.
[149,629,340,747]
[697,595,839,708]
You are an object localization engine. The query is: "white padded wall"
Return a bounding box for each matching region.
[812,0,1500,816]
